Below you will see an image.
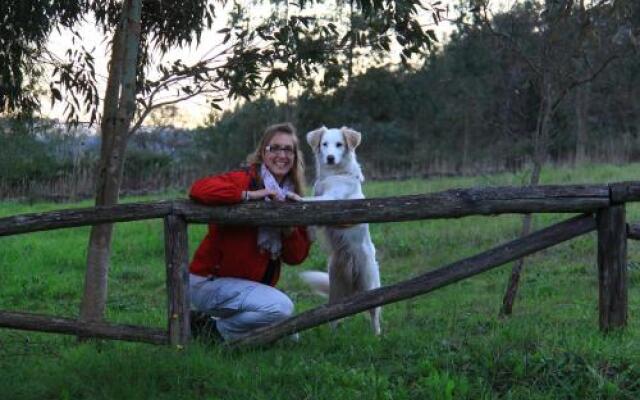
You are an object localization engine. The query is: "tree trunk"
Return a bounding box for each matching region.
[283,0,294,125]
[501,79,552,316]
[347,1,355,85]
[462,107,470,173]
[79,0,142,323]
[574,82,590,165]
[574,0,590,165]
[285,84,294,124]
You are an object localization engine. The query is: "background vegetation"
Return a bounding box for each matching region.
[2,2,639,200]
[0,163,639,399]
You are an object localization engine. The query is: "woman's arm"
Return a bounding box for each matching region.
[189,170,249,204]
[190,169,279,205]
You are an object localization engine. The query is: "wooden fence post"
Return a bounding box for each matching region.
[597,205,628,332]
[164,214,191,346]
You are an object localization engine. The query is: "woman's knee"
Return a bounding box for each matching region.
[270,295,294,319]
[247,285,294,320]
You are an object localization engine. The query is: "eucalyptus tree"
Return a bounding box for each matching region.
[26,0,442,323]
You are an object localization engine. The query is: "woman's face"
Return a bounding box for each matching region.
[263,132,296,182]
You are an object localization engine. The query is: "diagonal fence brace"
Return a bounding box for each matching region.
[230,213,597,347]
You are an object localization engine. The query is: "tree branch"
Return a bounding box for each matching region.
[551,53,620,113]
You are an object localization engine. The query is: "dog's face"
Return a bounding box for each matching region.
[307,127,361,166]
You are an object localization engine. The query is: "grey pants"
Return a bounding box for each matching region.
[189,274,294,341]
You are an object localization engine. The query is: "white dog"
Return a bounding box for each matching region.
[300,126,382,335]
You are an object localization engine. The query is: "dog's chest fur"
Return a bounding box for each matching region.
[313,174,364,200]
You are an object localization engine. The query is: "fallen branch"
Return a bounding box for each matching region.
[0,310,167,345]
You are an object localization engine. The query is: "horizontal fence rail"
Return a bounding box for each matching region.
[179,185,611,226]
[610,181,640,203]
[0,311,168,345]
[0,201,173,236]
[3,182,640,236]
[230,214,598,347]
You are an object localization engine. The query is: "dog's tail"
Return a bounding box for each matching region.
[299,271,330,298]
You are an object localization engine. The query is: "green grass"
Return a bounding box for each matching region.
[1,162,639,399]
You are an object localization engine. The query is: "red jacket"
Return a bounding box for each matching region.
[189,165,311,286]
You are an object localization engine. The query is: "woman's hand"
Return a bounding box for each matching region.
[244,189,277,201]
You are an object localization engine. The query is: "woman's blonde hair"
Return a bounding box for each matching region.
[246,122,306,195]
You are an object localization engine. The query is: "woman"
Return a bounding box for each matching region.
[188,122,311,342]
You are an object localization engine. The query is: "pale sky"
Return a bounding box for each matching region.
[44,8,231,128]
[42,1,518,128]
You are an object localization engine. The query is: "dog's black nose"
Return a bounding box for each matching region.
[327,155,335,164]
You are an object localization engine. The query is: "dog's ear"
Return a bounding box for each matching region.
[341,127,362,150]
[306,126,326,150]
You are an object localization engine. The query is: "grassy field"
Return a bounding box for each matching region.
[1,163,639,399]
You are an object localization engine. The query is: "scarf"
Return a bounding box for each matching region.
[257,163,295,259]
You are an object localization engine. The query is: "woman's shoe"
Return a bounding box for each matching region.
[190,311,224,343]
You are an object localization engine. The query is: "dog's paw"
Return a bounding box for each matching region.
[286,192,303,202]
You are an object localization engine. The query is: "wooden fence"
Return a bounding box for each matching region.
[0,182,639,347]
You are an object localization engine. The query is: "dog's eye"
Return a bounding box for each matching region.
[336,143,343,148]
[322,142,327,147]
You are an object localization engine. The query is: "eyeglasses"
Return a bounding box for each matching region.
[265,145,295,156]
